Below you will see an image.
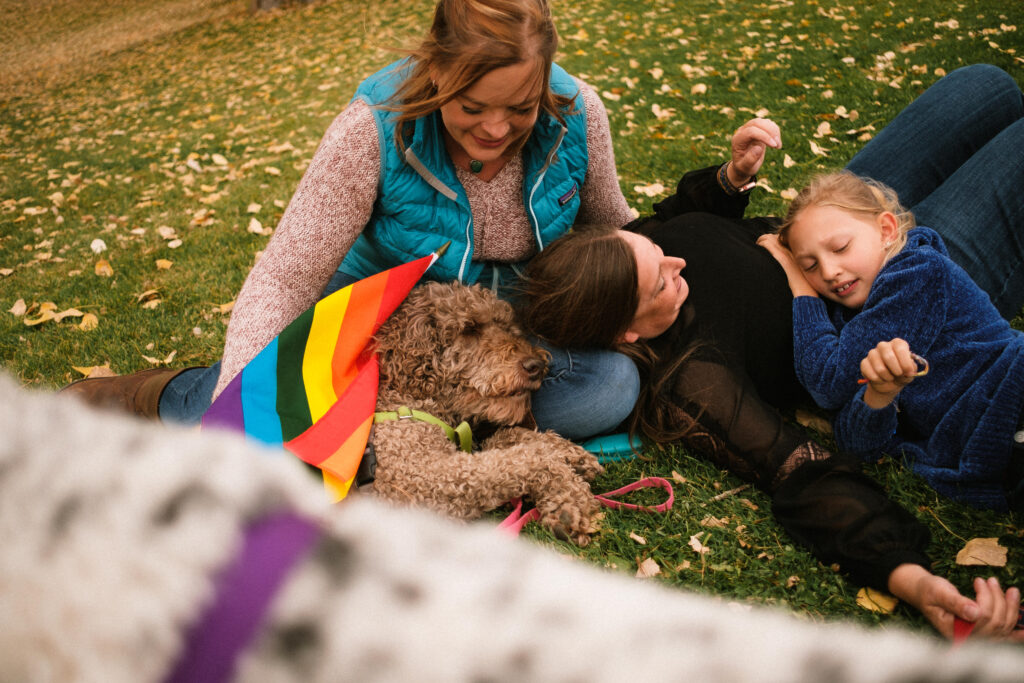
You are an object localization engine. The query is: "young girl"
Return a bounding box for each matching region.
[759,172,1024,511]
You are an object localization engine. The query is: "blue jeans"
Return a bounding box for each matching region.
[846,64,1024,318]
[160,278,640,439]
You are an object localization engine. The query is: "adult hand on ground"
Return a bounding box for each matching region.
[887,563,1024,641]
[729,118,782,184]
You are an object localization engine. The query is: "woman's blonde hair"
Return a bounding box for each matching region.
[778,171,915,259]
[386,0,574,153]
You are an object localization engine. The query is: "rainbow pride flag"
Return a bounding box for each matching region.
[202,250,439,501]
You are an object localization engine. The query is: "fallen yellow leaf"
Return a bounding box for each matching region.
[52,308,84,321]
[24,302,57,326]
[72,364,114,378]
[956,538,1008,567]
[79,313,99,331]
[856,587,899,613]
[155,259,173,270]
[795,408,832,434]
[95,259,113,277]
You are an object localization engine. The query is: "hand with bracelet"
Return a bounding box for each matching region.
[718,117,783,195]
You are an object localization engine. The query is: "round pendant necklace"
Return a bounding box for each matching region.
[469,159,483,173]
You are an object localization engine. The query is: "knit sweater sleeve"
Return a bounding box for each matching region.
[831,386,900,460]
[791,247,948,411]
[214,101,380,398]
[572,79,636,227]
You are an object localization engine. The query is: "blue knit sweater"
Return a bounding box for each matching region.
[792,227,1024,510]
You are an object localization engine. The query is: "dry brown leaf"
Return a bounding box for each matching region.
[856,587,899,613]
[700,515,729,528]
[155,259,173,270]
[675,560,692,571]
[688,534,710,554]
[633,182,665,197]
[956,538,1008,567]
[9,298,26,316]
[636,557,661,578]
[213,301,235,315]
[629,531,648,545]
[94,259,114,277]
[671,470,688,485]
[786,575,801,588]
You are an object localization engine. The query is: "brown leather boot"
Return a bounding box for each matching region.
[59,367,197,420]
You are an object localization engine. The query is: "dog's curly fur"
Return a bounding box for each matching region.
[5,375,1024,682]
[369,281,602,544]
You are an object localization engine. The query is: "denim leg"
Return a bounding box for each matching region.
[158,271,364,423]
[846,64,1024,317]
[530,339,640,440]
[846,64,1024,208]
[158,363,220,425]
[909,119,1024,318]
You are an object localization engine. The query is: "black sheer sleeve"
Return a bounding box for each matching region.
[666,358,931,590]
[651,165,750,221]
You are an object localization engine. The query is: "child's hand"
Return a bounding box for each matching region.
[860,338,918,409]
[756,234,819,298]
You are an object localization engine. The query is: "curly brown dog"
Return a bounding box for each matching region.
[369,281,602,544]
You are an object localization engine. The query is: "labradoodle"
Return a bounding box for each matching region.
[368,281,602,545]
[3,375,1024,682]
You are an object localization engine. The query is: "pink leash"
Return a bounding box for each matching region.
[498,476,674,535]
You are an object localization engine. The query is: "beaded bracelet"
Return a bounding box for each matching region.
[716,162,757,196]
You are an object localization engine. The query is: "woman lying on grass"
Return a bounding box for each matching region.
[517,64,1024,640]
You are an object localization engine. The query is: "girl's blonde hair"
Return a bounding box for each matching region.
[386,0,574,153]
[778,171,915,259]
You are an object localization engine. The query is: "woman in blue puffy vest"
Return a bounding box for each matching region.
[65,0,640,439]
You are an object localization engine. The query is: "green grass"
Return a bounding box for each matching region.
[2,0,1023,638]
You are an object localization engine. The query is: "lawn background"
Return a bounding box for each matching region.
[2,0,1023,637]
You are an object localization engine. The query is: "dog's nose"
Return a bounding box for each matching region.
[522,357,546,382]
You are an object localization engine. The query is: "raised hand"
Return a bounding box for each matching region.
[729,117,782,184]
